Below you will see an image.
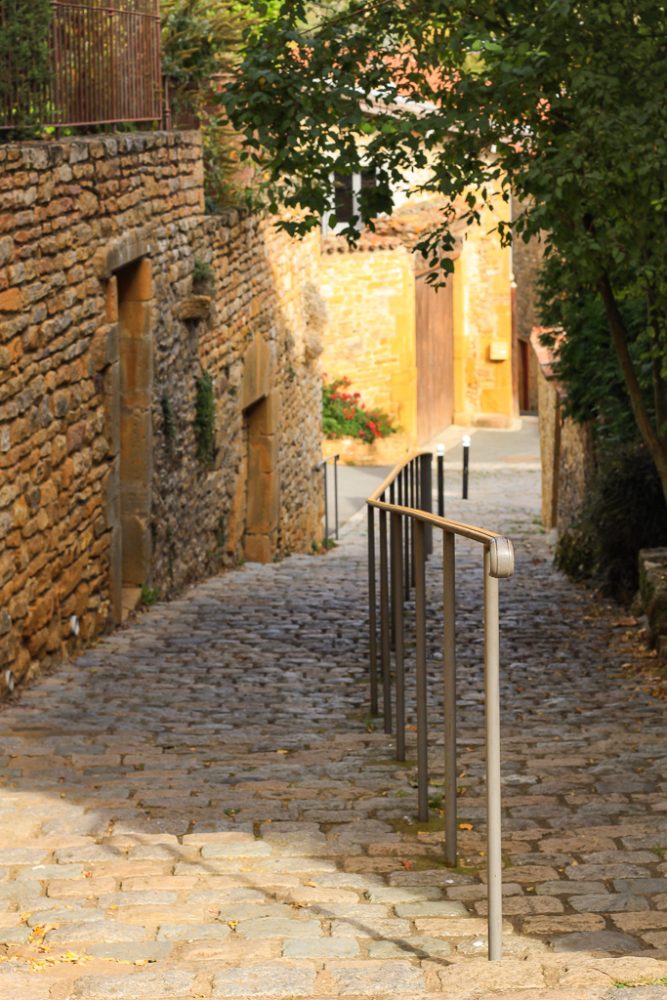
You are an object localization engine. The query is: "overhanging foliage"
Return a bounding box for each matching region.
[223,0,667,499]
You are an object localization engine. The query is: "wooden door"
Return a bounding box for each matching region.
[415,266,454,443]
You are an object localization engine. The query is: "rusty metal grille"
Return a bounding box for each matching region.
[1,0,162,132]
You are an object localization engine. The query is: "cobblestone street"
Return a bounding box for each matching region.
[1,460,667,999]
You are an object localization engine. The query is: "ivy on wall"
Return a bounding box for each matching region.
[194,370,216,467]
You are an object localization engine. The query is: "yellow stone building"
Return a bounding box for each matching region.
[319,196,517,463]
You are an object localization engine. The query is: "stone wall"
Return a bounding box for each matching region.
[319,245,417,464]
[533,331,595,532]
[452,197,514,428]
[557,418,595,533]
[639,548,667,668]
[0,131,323,696]
[536,361,559,529]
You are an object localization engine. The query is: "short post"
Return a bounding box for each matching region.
[462,434,470,500]
[333,455,340,540]
[437,443,445,517]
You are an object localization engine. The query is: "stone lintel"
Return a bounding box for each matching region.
[95,230,152,280]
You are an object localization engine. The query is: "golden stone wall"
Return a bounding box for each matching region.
[452,200,514,428]
[318,197,515,464]
[319,246,417,464]
[0,132,323,696]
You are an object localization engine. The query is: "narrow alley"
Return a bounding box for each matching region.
[0,433,666,999]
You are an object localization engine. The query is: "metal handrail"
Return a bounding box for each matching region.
[366,450,514,961]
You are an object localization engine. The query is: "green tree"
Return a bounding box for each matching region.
[160,0,283,209]
[0,0,52,135]
[223,0,667,500]
[161,0,245,208]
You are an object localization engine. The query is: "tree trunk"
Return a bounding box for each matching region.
[598,275,667,505]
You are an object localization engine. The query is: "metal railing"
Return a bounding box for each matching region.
[367,450,514,960]
[315,454,340,543]
[0,0,162,133]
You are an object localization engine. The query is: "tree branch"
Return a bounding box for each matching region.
[599,274,667,495]
[652,354,667,441]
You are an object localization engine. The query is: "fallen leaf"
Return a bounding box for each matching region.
[458,822,474,831]
[399,859,414,870]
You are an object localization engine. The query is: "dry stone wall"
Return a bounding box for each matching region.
[533,334,595,533]
[0,131,323,697]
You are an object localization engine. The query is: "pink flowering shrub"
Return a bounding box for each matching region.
[322,375,398,444]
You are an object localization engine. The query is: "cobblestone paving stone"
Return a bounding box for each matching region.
[1,465,667,998]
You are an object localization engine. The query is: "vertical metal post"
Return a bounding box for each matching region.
[414,520,429,822]
[443,530,457,866]
[323,463,329,539]
[390,513,405,762]
[437,444,445,517]
[462,435,470,500]
[333,455,339,540]
[379,509,392,734]
[484,548,502,961]
[367,505,378,716]
[402,468,410,600]
[420,453,433,555]
[389,482,396,651]
[410,462,416,588]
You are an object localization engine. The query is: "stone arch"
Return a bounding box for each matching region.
[241,335,280,563]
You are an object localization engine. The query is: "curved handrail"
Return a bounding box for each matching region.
[367,448,430,500]
[366,448,514,961]
[369,500,515,577]
[368,449,515,578]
